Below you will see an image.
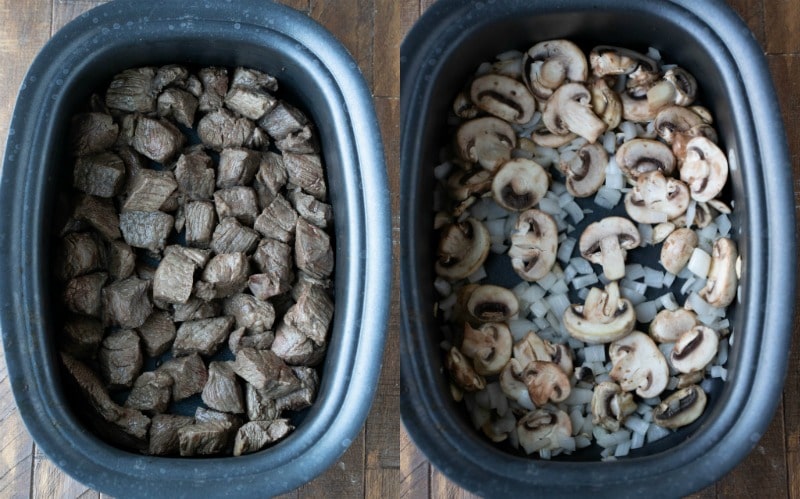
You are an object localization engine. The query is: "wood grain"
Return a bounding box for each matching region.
[764,0,800,54]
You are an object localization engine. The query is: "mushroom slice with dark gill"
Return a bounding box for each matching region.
[559,142,607,197]
[445,346,486,392]
[465,284,519,324]
[521,360,571,406]
[522,39,588,102]
[646,67,697,110]
[679,136,729,202]
[614,138,676,181]
[508,209,558,282]
[654,105,718,158]
[589,77,622,130]
[460,322,513,376]
[591,381,637,431]
[435,218,491,281]
[456,117,517,171]
[589,46,658,79]
[490,158,549,211]
[670,325,720,374]
[624,171,690,224]
[542,83,607,143]
[469,73,536,124]
[609,331,669,399]
[579,216,641,281]
[699,237,738,308]
[513,330,574,376]
[653,385,707,429]
[562,281,636,344]
[516,407,572,454]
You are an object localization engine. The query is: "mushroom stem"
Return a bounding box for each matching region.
[599,236,625,280]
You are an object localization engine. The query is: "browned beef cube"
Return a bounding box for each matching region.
[195,253,249,300]
[61,315,104,360]
[210,217,259,255]
[172,297,221,322]
[257,101,307,140]
[271,321,322,366]
[157,88,198,128]
[57,232,106,281]
[184,74,202,97]
[284,284,333,347]
[73,152,126,198]
[198,67,229,112]
[289,188,332,228]
[230,67,278,92]
[125,371,174,413]
[197,108,254,151]
[233,419,293,456]
[169,245,211,267]
[73,195,121,241]
[132,117,185,164]
[157,353,208,401]
[292,271,332,301]
[63,272,107,318]
[275,366,319,412]
[70,112,119,156]
[245,127,270,150]
[185,201,217,248]
[245,383,277,421]
[116,113,138,147]
[248,239,293,300]
[162,191,181,214]
[254,195,297,243]
[148,414,194,455]
[119,211,174,251]
[102,276,152,328]
[253,152,287,209]
[173,316,235,356]
[117,145,146,180]
[247,274,280,302]
[175,149,215,200]
[105,67,156,113]
[153,64,189,93]
[224,86,276,120]
[217,148,260,188]
[137,310,176,357]
[202,361,244,414]
[107,240,136,280]
[228,327,274,355]
[178,421,231,456]
[153,246,198,304]
[233,348,298,396]
[98,329,143,389]
[283,153,326,200]
[223,293,275,333]
[295,218,333,279]
[195,407,243,427]
[61,353,150,449]
[136,261,158,281]
[122,169,178,212]
[275,125,317,154]
[214,186,259,226]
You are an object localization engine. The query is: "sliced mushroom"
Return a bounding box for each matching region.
[466,284,519,324]
[445,346,485,392]
[652,222,676,244]
[649,308,698,343]
[435,219,490,281]
[677,370,705,389]
[609,331,669,398]
[521,361,571,406]
[563,282,636,344]
[579,217,641,280]
[624,171,690,224]
[653,385,707,429]
[456,117,517,171]
[646,67,697,110]
[542,83,607,143]
[531,127,578,148]
[660,227,698,275]
[491,158,549,211]
[508,209,558,282]
[514,331,574,376]
[461,322,513,376]
[699,237,738,308]
[499,358,535,409]
[591,381,637,431]
[654,105,718,158]
[621,91,659,123]
[670,325,719,374]
[470,73,536,124]
[516,408,572,454]
[589,46,658,80]
[446,168,493,202]
[679,136,728,202]
[590,77,622,130]
[452,91,479,119]
[614,138,676,181]
[560,143,608,197]
[522,40,588,102]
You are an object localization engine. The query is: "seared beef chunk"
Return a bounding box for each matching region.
[254,194,297,243]
[172,297,221,322]
[72,195,121,240]
[195,406,243,427]
[253,152,288,209]
[196,253,249,300]
[57,232,106,281]
[63,272,107,318]
[233,419,293,456]
[125,371,174,413]
[233,348,298,395]
[228,327,274,355]
[148,414,194,456]
[281,284,333,347]
[102,276,152,328]
[245,127,270,151]
[217,148,260,188]
[106,240,136,280]
[185,201,217,248]
[210,217,259,255]
[214,186,259,226]
[289,188,332,228]
[295,218,333,279]
[223,293,275,334]
[121,169,178,212]
[61,315,104,360]
[105,67,156,113]
[153,64,189,93]
[276,366,319,412]
[249,238,293,300]
[132,116,185,163]
[197,67,229,112]
[137,310,177,357]
[230,67,278,92]
[70,112,119,156]
[283,153,326,200]
[257,101,307,140]
[119,210,174,251]
[153,246,199,304]
[173,316,235,357]
[157,88,198,128]
[175,149,215,200]
[98,329,143,389]
[276,125,317,154]
[198,108,254,151]
[292,271,333,301]
[272,321,322,366]
[157,353,208,401]
[202,361,245,414]
[245,383,277,421]
[178,421,232,456]
[73,152,125,198]
[225,86,276,121]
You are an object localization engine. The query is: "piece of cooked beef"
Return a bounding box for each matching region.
[117,145,146,180]
[72,194,122,240]
[57,231,106,281]
[245,127,270,151]
[249,238,293,300]
[184,74,203,98]
[157,353,208,401]
[61,315,104,360]
[275,366,319,413]
[195,253,249,300]
[216,148,260,188]
[61,353,150,450]
[106,240,136,280]
[197,67,229,112]
[153,64,189,93]
[173,316,235,356]
[137,310,177,357]
[178,421,232,456]
[169,245,211,267]
[157,88,198,128]
[119,210,174,251]
[70,112,119,156]
[195,407,243,427]
[253,152,287,209]
[292,271,332,301]
[281,284,333,346]
[288,188,332,229]
[102,276,152,328]
[136,261,158,281]
[98,329,143,389]
[174,149,215,200]
[213,186,259,226]
[283,153,326,201]
[73,152,126,198]
[202,361,245,414]
[233,419,293,456]
[257,101,307,140]
[63,272,107,318]
[125,371,174,413]
[197,108,254,151]
[209,217,259,255]
[223,293,275,333]
[253,194,298,243]
[172,297,221,322]
[230,67,278,91]
[224,86,276,120]
[228,327,274,355]
[244,383,277,421]
[185,201,217,248]
[275,125,317,154]
[271,321,322,366]
[153,245,199,304]
[121,169,178,212]
[295,218,333,280]
[233,348,298,396]
[105,67,156,113]
[148,414,194,456]
[115,113,138,148]
[131,116,185,164]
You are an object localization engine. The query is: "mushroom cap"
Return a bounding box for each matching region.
[522,39,588,101]
[542,83,607,143]
[446,167,493,202]
[466,284,520,324]
[699,237,738,308]
[513,331,574,376]
[609,331,669,398]
[461,322,513,376]
[589,46,658,78]
[660,227,698,275]
[456,117,517,171]
[655,106,718,158]
[508,209,558,282]
[591,381,637,431]
[435,219,490,281]
[664,67,697,106]
[561,143,608,198]
[516,407,572,454]
[531,128,578,148]
[521,360,571,406]
[679,136,728,202]
[470,73,536,124]
[590,77,622,130]
[653,385,707,429]
[615,138,676,181]
[491,158,549,211]
[499,358,535,409]
[670,325,720,373]
[445,346,486,392]
[563,282,636,344]
[649,308,698,343]
[624,171,690,224]
[621,91,659,123]
[579,216,641,280]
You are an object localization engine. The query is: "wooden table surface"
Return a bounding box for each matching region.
[399,1,800,498]
[0,0,399,498]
